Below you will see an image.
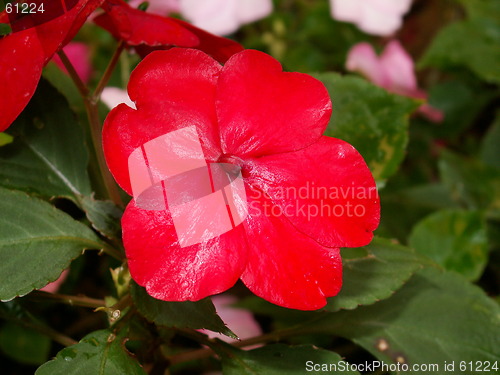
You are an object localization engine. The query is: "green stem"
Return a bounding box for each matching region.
[0,309,77,347]
[83,100,124,207]
[168,326,305,365]
[30,291,106,308]
[57,49,89,99]
[58,43,125,207]
[93,41,126,103]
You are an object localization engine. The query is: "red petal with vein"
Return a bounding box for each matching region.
[217,50,332,157]
[103,49,223,194]
[94,0,198,47]
[241,191,342,310]
[122,200,248,301]
[245,136,380,248]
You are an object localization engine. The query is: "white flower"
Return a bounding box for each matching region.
[330,0,413,36]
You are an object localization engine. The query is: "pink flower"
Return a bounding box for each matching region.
[52,42,93,84]
[199,295,262,344]
[128,0,180,15]
[346,41,443,122]
[330,0,412,36]
[179,0,273,35]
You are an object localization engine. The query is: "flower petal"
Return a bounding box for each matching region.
[128,0,180,15]
[103,49,223,194]
[241,191,342,310]
[345,42,387,87]
[217,50,332,158]
[179,0,272,36]
[199,295,263,344]
[180,0,239,36]
[101,87,136,109]
[235,0,273,25]
[245,136,380,248]
[0,30,44,131]
[122,200,248,301]
[0,0,102,131]
[379,40,418,93]
[168,17,244,63]
[94,0,198,47]
[330,0,412,36]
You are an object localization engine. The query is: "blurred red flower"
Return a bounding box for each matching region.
[0,0,242,132]
[93,0,243,63]
[0,0,103,131]
[103,48,380,310]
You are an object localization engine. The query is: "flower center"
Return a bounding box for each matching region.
[217,153,245,168]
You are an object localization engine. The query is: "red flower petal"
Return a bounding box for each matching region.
[122,200,248,301]
[217,50,332,158]
[62,0,104,46]
[103,49,223,194]
[245,136,380,248]
[94,0,198,47]
[168,18,243,63]
[0,30,44,131]
[0,0,102,131]
[241,191,342,310]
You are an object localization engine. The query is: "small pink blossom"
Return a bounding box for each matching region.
[346,41,443,122]
[52,42,92,84]
[200,295,262,345]
[330,0,413,36]
[179,0,273,35]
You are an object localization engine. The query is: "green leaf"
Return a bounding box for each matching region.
[325,237,422,311]
[0,79,91,201]
[309,267,500,371]
[0,322,51,365]
[0,132,13,147]
[419,20,500,84]
[43,63,86,113]
[481,112,500,170]
[409,210,489,281]
[35,329,146,375]
[81,196,123,240]
[314,73,418,186]
[439,150,500,211]
[220,344,360,375]
[130,282,236,338]
[0,188,104,301]
[426,80,495,139]
[456,0,500,20]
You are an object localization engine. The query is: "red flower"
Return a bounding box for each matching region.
[103,48,380,310]
[0,0,103,131]
[93,0,243,63]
